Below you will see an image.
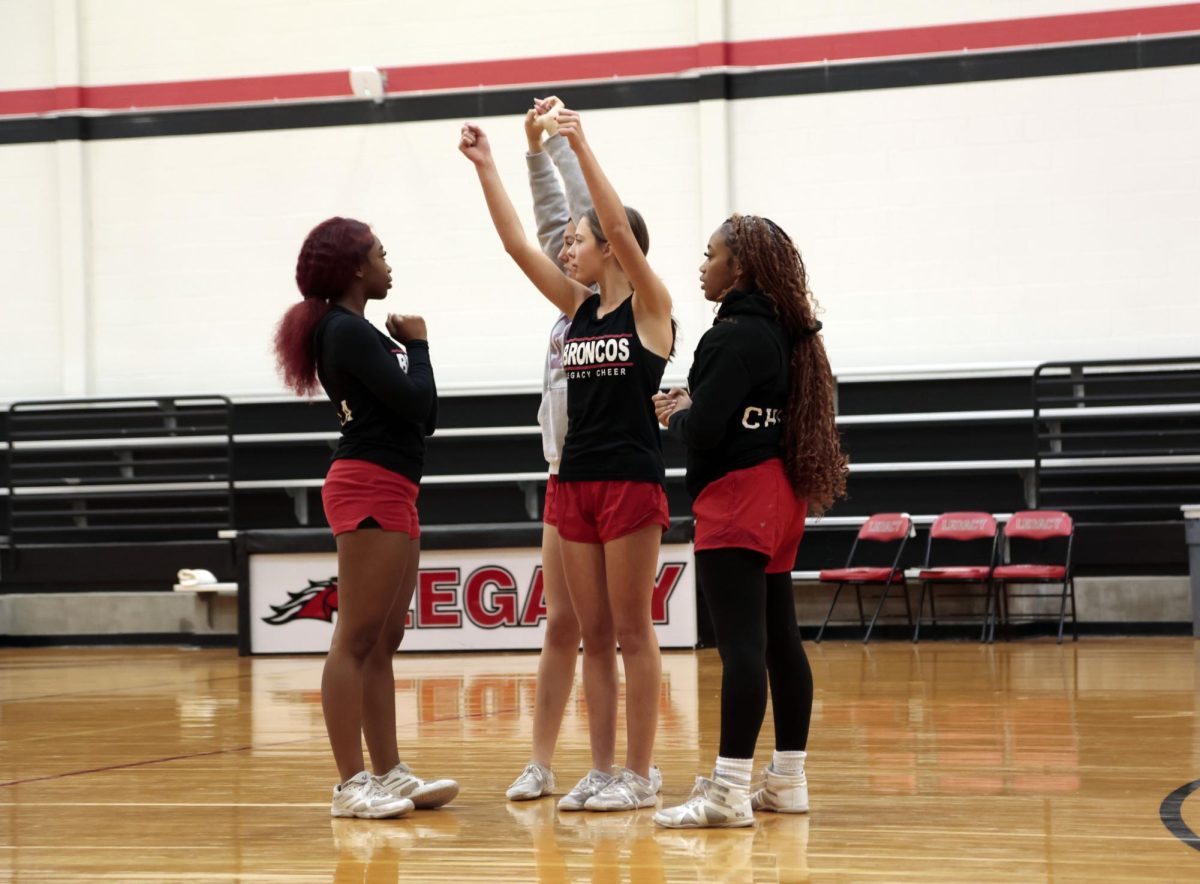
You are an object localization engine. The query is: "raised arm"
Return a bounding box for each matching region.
[460,122,590,317]
[536,96,594,225]
[525,109,571,260]
[555,110,673,329]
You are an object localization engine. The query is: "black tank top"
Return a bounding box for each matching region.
[558,292,668,484]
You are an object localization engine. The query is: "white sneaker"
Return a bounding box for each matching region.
[654,776,754,829]
[584,767,657,812]
[750,765,809,813]
[558,768,614,811]
[374,761,459,809]
[649,764,663,794]
[331,770,414,819]
[506,761,556,801]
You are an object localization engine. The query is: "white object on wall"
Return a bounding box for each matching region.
[349,66,387,104]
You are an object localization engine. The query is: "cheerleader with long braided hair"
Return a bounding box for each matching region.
[652,214,847,828]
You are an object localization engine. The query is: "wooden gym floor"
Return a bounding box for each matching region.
[0,640,1197,882]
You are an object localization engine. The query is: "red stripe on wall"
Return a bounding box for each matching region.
[2,4,1198,117]
[722,3,1200,67]
[82,71,351,111]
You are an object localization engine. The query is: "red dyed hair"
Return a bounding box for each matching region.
[274,217,374,396]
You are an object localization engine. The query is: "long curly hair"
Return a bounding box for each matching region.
[722,214,848,514]
[274,217,374,396]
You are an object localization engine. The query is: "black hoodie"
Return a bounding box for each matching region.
[668,287,791,498]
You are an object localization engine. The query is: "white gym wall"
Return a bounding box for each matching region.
[1,0,1197,399]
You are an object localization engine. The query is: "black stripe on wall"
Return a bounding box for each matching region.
[3,34,1199,146]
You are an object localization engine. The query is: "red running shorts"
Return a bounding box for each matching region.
[321,458,421,538]
[555,479,670,544]
[692,458,807,573]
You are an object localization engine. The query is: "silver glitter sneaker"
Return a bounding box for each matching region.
[584,766,657,812]
[374,761,459,809]
[557,768,615,811]
[331,770,414,819]
[506,761,556,801]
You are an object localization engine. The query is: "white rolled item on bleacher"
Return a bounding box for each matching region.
[177,568,218,587]
[174,569,238,595]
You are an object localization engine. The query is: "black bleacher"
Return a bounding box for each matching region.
[2,362,1195,591]
[838,374,1032,414]
[1,397,239,590]
[1033,357,1200,520]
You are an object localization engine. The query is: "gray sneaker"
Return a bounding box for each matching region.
[506,761,556,801]
[584,767,658,812]
[374,761,459,809]
[557,769,614,811]
[750,764,809,814]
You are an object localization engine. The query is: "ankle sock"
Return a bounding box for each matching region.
[773,750,806,777]
[715,756,754,788]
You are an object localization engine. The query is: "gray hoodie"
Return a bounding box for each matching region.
[527,134,592,473]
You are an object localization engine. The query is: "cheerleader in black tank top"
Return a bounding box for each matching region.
[652,215,848,829]
[559,292,668,486]
[462,108,674,812]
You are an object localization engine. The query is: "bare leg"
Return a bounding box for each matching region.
[363,535,420,774]
[321,528,413,782]
[559,538,617,772]
[531,524,581,767]
[603,525,662,778]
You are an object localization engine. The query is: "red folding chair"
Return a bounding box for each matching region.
[991,510,1076,644]
[912,512,999,644]
[816,513,913,644]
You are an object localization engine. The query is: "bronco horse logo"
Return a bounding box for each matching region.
[262,578,339,625]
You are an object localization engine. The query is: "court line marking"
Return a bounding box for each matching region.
[1132,712,1195,719]
[0,660,315,705]
[0,691,527,788]
[1159,779,1200,852]
[0,802,328,808]
[0,743,261,788]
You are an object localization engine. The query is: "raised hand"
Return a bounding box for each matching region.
[533,96,563,135]
[554,108,586,151]
[533,95,561,116]
[523,109,543,153]
[458,122,493,166]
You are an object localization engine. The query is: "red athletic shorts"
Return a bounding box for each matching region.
[555,480,670,544]
[321,458,421,538]
[543,475,560,527]
[693,458,807,573]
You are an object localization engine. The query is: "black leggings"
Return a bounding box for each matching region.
[696,547,813,759]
